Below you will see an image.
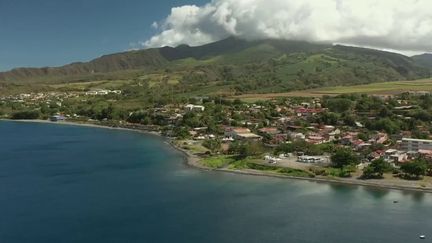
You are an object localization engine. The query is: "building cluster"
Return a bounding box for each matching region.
[1,89,123,104]
[156,97,432,167]
[1,92,77,104]
[85,89,122,96]
[3,89,432,168]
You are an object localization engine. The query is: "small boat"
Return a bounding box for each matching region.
[393,200,399,204]
[419,235,426,239]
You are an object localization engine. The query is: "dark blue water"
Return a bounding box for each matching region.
[0,121,431,243]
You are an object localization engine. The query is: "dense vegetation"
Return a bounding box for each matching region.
[10,110,40,120]
[0,38,430,96]
[412,54,432,69]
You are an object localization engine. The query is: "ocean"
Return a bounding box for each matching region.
[0,121,431,243]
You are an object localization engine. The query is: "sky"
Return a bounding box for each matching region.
[1,0,431,71]
[0,0,207,71]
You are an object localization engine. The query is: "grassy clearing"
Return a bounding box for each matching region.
[49,79,134,91]
[201,155,236,169]
[313,79,432,95]
[176,140,209,154]
[226,158,314,178]
[246,163,315,177]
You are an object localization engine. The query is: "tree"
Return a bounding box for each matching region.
[128,111,150,124]
[362,158,390,179]
[11,110,40,120]
[182,112,202,128]
[319,112,340,125]
[357,133,370,142]
[202,139,222,154]
[229,142,264,160]
[324,98,353,113]
[97,104,114,120]
[400,159,428,179]
[331,148,359,168]
[412,109,432,122]
[367,118,400,134]
[427,163,432,177]
[173,127,190,139]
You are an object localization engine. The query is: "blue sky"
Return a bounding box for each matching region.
[0,0,207,71]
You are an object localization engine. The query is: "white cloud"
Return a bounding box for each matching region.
[143,0,432,54]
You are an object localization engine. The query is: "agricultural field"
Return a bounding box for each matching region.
[49,80,135,91]
[233,79,432,101]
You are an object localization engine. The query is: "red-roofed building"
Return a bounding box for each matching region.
[296,108,323,117]
[224,127,262,141]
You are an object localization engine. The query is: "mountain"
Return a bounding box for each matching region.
[0,38,331,82]
[413,53,432,69]
[0,37,430,94]
[0,48,169,83]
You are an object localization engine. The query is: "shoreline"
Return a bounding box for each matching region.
[2,118,432,194]
[177,145,432,194]
[0,119,163,137]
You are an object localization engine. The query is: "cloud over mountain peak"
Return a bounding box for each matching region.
[144,0,432,53]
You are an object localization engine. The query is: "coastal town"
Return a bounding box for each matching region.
[3,1,432,242]
[2,88,432,190]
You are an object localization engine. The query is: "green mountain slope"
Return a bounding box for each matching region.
[0,38,429,95]
[0,48,168,82]
[413,54,432,69]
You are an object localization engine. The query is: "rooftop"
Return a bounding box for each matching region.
[402,138,432,143]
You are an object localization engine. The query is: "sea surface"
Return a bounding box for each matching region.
[0,121,431,243]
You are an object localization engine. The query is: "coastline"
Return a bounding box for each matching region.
[0,119,163,137]
[2,118,432,194]
[178,146,432,194]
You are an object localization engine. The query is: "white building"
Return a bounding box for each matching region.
[401,138,432,152]
[185,104,205,112]
[298,156,330,164]
[384,149,408,164]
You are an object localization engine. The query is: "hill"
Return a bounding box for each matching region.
[413,53,432,69]
[0,38,430,95]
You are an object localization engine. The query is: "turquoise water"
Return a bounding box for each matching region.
[0,121,431,243]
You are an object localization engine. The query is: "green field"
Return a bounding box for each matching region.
[233,79,432,101]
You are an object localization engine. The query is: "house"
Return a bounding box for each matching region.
[375,133,389,144]
[286,125,303,131]
[341,133,358,145]
[355,121,364,128]
[298,156,330,164]
[258,127,280,136]
[295,108,323,117]
[394,105,415,111]
[168,114,183,124]
[384,149,408,164]
[288,132,306,140]
[306,135,327,144]
[328,129,341,140]
[368,150,385,161]
[269,134,289,145]
[225,127,251,138]
[85,89,110,96]
[110,90,122,95]
[224,127,262,141]
[185,104,205,112]
[236,133,263,141]
[418,149,432,161]
[356,142,372,151]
